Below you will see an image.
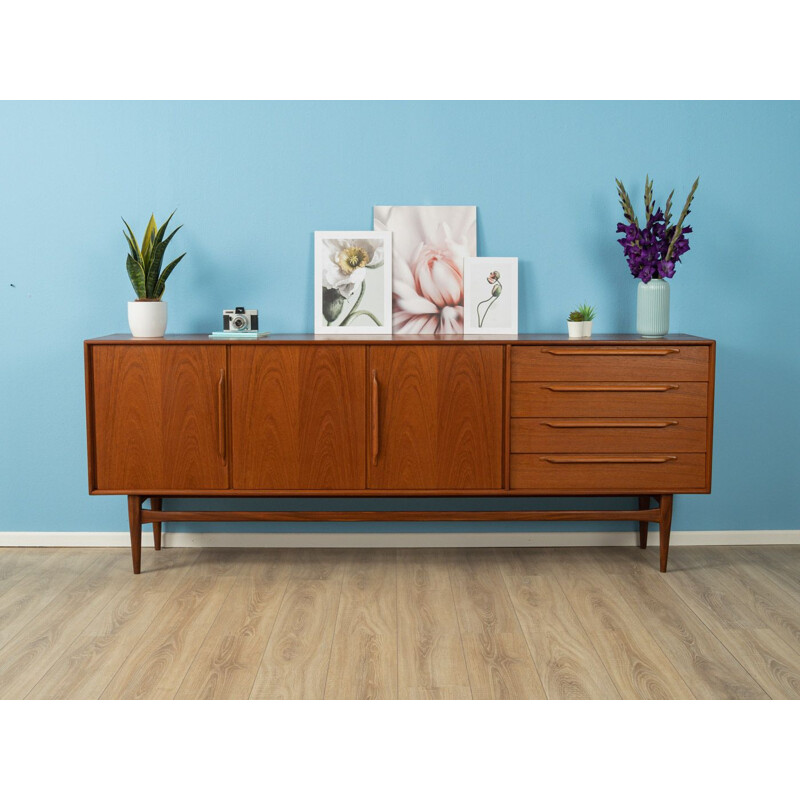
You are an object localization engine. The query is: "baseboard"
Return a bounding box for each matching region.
[1,530,798,547]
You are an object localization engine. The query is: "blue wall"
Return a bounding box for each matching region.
[1,101,798,533]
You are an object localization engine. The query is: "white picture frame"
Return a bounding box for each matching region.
[314,231,392,334]
[462,257,519,335]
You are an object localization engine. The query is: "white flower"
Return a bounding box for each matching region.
[322,238,384,299]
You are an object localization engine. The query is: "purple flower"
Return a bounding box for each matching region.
[616,209,692,283]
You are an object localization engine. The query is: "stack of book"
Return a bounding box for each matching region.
[208,330,270,339]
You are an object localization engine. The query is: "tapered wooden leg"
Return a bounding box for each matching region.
[151,497,162,550]
[638,495,649,548]
[127,495,142,575]
[659,494,674,573]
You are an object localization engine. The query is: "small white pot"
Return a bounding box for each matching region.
[582,320,593,338]
[567,320,584,338]
[128,300,168,338]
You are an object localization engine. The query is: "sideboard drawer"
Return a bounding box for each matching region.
[510,382,708,418]
[511,345,709,382]
[510,417,707,454]
[510,453,707,491]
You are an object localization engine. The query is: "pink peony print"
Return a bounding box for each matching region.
[392,221,471,334]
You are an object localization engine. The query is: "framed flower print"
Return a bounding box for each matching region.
[462,257,519,335]
[314,231,392,334]
[374,205,476,334]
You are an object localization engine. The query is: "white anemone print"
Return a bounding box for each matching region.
[374,206,477,334]
[314,232,392,334]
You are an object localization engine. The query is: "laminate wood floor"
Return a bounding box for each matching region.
[1,545,798,700]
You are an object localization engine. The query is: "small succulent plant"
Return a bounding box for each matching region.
[123,211,185,299]
[577,303,597,321]
[568,309,584,322]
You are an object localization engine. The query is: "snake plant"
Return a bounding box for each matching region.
[122,211,185,299]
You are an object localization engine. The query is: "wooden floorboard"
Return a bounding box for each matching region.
[447,549,547,699]
[175,550,292,700]
[396,549,472,700]
[0,551,131,699]
[28,549,202,700]
[250,551,345,700]
[496,549,620,699]
[0,549,103,654]
[325,550,398,699]
[589,548,768,700]
[648,547,800,700]
[0,545,798,700]
[100,550,242,700]
[541,548,695,699]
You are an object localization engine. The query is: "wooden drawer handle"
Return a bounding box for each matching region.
[542,384,679,392]
[542,420,679,429]
[541,456,678,464]
[217,369,227,462]
[541,348,679,356]
[371,369,379,466]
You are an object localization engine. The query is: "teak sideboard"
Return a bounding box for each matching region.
[84,333,715,574]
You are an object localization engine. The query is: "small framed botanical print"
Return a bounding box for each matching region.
[462,257,519,335]
[314,231,392,334]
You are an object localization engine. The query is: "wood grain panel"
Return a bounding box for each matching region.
[0,552,130,699]
[26,549,201,699]
[0,549,101,653]
[0,549,62,600]
[511,381,708,418]
[249,576,344,700]
[703,550,800,657]
[100,551,241,699]
[175,551,292,700]
[231,345,366,490]
[511,345,709,381]
[511,417,707,453]
[738,546,800,597]
[447,550,546,699]
[510,453,706,491]
[396,550,471,699]
[657,548,800,699]
[1,545,796,700]
[589,549,768,699]
[369,345,503,490]
[91,345,228,490]
[496,550,620,699]
[539,548,694,699]
[325,550,398,699]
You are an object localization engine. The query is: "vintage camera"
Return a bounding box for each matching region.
[223,307,259,332]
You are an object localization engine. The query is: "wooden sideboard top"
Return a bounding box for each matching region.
[86,333,715,345]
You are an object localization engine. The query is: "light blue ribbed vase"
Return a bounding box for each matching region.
[636,278,670,337]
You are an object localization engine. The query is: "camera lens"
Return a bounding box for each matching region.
[231,315,247,330]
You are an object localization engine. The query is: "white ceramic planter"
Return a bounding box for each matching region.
[128,300,168,338]
[567,320,584,339]
[582,320,593,338]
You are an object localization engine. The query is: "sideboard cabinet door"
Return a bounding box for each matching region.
[368,346,504,490]
[231,345,367,490]
[91,345,229,491]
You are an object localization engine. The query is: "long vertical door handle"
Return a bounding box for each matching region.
[217,369,227,462]
[371,369,379,465]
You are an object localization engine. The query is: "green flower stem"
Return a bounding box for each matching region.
[477,281,502,327]
[338,280,366,326]
[341,310,382,326]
